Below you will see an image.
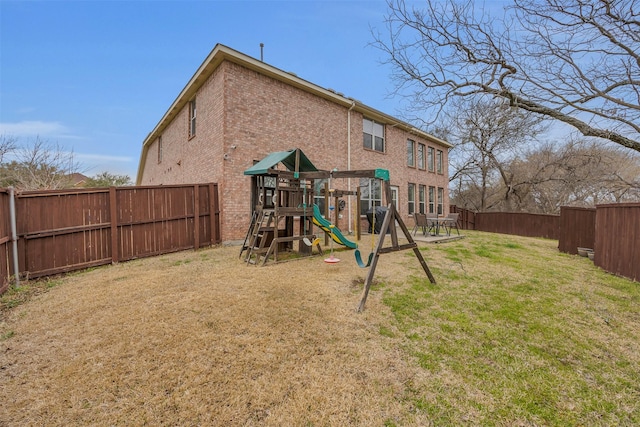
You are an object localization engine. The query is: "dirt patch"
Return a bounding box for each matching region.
[1,244,427,425]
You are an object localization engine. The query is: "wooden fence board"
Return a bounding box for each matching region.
[595,203,639,282]
[0,184,220,286]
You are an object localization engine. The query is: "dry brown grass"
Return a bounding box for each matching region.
[0,244,424,426]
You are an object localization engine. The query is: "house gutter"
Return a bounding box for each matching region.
[347,100,355,233]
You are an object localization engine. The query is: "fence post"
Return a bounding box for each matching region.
[109,187,119,263]
[209,183,220,244]
[193,184,200,250]
[8,187,20,288]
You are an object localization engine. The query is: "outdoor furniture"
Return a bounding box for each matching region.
[426,215,440,235]
[412,213,428,236]
[442,213,460,236]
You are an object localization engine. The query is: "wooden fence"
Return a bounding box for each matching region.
[1,184,220,291]
[451,204,638,282]
[476,212,559,239]
[594,203,639,282]
[557,206,596,255]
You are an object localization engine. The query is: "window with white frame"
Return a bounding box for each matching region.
[437,187,444,215]
[360,178,382,215]
[408,183,416,215]
[417,143,425,169]
[428,186,435,214]
[363,118,385,152]
[313,179,327,215]
[407,139,415,167]
[436,149,443,174]
[418,185,426,214]
[189,99,197,138]
[428,146,435,172]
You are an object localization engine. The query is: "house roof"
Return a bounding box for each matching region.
[243,149,318,176]
[136,43,452,183]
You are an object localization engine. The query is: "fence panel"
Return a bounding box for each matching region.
[475,212,559,239]
[0,189,10,294]
[1,183,220,284]
[558,206,596,255]
[16,188,115,278]
[450,205,475,230]
[594,203,639,282]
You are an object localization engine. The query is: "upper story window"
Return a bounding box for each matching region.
[407,139,415,167]
[363,118,384,152]
[189,99,197,138]
[428,147,435,172]
[436,149,443,174]
[417,143,425,169]
[157,135,163,164]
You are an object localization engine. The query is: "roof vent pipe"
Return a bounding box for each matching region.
[260,43,264,62]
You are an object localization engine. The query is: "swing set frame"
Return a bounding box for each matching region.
[307,168,436,311]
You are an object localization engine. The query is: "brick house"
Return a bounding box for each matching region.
[136,44,451,242]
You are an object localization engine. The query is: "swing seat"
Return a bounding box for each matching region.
[354,249,374,268]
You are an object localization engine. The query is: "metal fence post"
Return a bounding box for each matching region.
[8,186,20,288]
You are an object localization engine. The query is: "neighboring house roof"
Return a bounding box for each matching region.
[244,149,318,176]
[68,173,90,187]
[137,43,452,182]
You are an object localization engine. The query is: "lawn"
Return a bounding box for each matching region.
[1,231,638,426]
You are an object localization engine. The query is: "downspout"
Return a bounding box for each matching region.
[347,100,355,233]
[8,187,20,288]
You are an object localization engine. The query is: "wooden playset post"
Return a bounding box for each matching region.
[357,179,436,312]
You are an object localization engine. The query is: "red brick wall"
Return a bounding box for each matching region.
[140,61,450,241]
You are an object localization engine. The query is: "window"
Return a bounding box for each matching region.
[437,187,444,215]
[360,178,382,215]
[189,99,197,137]
[418,185,426,214]
[157,135,163,164]
[428,186,435,214]
[428,147,435,172]
[436,150,443,174]
[407,139,415,167]
[417,143,425,169]
[363,118,384,152]
[408,183,416,215]
[314,179,327,215]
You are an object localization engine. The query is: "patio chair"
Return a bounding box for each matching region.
[412,213,428,236]
[426,215,439,235]
[444,213,460,235]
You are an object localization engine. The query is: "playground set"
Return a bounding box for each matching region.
[239,149,435,311]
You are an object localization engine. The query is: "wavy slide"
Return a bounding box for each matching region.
[311,204,357,249]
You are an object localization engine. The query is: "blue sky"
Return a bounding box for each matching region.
[1,0,411,179]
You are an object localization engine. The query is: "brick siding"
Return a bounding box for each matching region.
[140,60,450,241]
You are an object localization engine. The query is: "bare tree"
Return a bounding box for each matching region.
[374,0,640,152]
[0,137,82,190]
[448,98,547,210]
[0,134,17,163]
[485,138,640,213]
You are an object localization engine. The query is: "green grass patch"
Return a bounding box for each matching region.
[381,231,640,425]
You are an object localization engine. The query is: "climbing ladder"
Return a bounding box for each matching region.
[241,209,276,265]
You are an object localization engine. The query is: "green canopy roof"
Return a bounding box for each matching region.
[244,149,318,176]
